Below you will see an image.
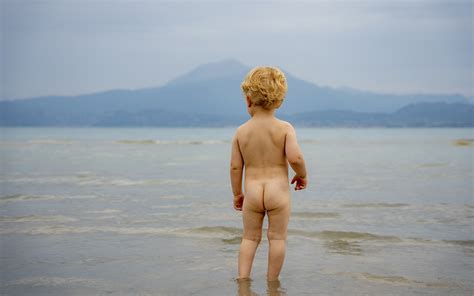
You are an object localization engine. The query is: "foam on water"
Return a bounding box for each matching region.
[0,215,77,223]
[0,225,171,236]
[0,194,63,202]
[1,276,109,288]
[0,194,97,203]
[116,139,228,145]
[87,209,122,214]
[221,237,243,244]
[176,226,403,242]
[331,271,419,286]
[331,271,471,291]
[151,203,194,209]
[159,194,187,200]
[289,229,403,242]
[443,240,474,247]
[0,174,200,187]
[9,138,230,146]
[342,203,410,208]
[323,239,364,255]
[178,226,242,237]
[292,211,341,219]
[27,139,75,145]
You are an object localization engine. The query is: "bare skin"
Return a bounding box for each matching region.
[230,96,307,281]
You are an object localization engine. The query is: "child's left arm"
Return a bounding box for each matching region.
[230,133,244,211]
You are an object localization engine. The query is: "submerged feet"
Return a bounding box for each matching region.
[238,237,287,281]
[235,277,285,296]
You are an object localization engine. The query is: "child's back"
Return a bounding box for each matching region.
[230,66,307,282]
[237,116,290,212]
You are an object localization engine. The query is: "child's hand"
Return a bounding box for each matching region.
[233,194,244,211]
[291,175,307,191]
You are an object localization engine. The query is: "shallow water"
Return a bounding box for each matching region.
[1,127,473,295]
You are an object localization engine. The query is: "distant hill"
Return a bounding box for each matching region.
[1,58,472,127]
[286,102,474,127]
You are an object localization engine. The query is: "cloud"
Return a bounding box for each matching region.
[1,0,472,99]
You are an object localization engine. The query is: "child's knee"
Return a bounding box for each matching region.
[243,232,262,243]
[267,230,286,241]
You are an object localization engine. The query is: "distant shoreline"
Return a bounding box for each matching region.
[1,126,473,129]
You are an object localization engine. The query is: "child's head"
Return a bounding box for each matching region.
[241,66,288,110]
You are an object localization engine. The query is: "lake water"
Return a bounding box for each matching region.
[1,127,473,295]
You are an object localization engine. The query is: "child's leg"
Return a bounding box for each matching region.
[239,209,264,278]
[239,184,265,279]
[266,206,289,281]
[265,183,290,281]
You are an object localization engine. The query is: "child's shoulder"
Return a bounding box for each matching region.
[233,122,248,139]
[274,118,296,133]
[236,121,248,132]
[236,118,294,135]
[276,118,293,128]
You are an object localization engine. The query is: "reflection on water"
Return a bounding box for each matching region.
[236,278,287,296]
[236,278,258,296]
[323,239,363,256]
[266,280,287,296]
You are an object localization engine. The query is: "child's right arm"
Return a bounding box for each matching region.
[285,123,307,190]
[230,131,244,210]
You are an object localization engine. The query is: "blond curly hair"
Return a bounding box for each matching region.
[241,66,288,110]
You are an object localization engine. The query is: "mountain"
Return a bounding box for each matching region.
[286,102,474,127]
[1,58,472,126]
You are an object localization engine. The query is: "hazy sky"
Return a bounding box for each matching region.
[2,0,472,100]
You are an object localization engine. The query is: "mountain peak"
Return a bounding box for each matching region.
[166,58,250,86]
[195,58,248,71]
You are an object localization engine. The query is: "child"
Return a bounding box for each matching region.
[230,66,308,281]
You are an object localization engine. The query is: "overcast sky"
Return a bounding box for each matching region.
[1,0,472,100]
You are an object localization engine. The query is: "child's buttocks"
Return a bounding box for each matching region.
[244,174,290,213]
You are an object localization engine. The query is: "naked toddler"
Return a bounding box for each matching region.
[230,66,308,281]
